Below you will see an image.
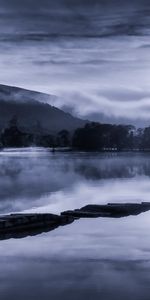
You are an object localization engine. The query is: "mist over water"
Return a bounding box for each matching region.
[1,148,150,214]
[0,149,150,299]
[0,0,150,298]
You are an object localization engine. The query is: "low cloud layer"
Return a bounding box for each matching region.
[0,0,150,125]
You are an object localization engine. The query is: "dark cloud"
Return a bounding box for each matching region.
[0,0,150,125]
[0,0,149,39]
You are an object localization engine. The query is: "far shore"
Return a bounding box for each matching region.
[1,146,150,153]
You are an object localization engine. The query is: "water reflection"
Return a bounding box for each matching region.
[0,214,150,300]
[0,202,150,241]
[0,148,150,299]
[0,149,150,214]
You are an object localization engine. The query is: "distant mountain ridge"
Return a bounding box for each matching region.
[0,84,86,134]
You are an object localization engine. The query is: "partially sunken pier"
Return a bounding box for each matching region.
[0,202,150,240]
[61,202,150,218]
[0,213,74,240]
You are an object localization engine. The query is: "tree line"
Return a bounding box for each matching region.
[72,122,149,151]
[1,117,150,151]
[0,116,70,148]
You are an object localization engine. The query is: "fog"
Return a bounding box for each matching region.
[1,148,150,215]
[0,149,150,299]
[0,0,150,125]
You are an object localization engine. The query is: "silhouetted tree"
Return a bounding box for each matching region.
[1,116,22,147]
[9,115,18,128]
[35,134,55,147]
[57,130,70,147]
[141,127,150,150]
[1,116,33,147]
[72,122,135,151]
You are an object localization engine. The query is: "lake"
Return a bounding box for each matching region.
[0,148,150,300]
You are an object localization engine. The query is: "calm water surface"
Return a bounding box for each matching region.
[0,148,150,300]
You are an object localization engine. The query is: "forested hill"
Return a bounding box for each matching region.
[0,84,86,134]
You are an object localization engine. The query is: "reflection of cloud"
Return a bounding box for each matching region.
[0,149,81,213]
[1,203,150,299]
[1,257,150,300]
[38,177,150,214]
[1,150,150,214]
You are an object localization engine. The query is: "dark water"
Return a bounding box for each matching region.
[0,148,150,300]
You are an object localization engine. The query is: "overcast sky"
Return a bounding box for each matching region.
[0,0,150,125]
